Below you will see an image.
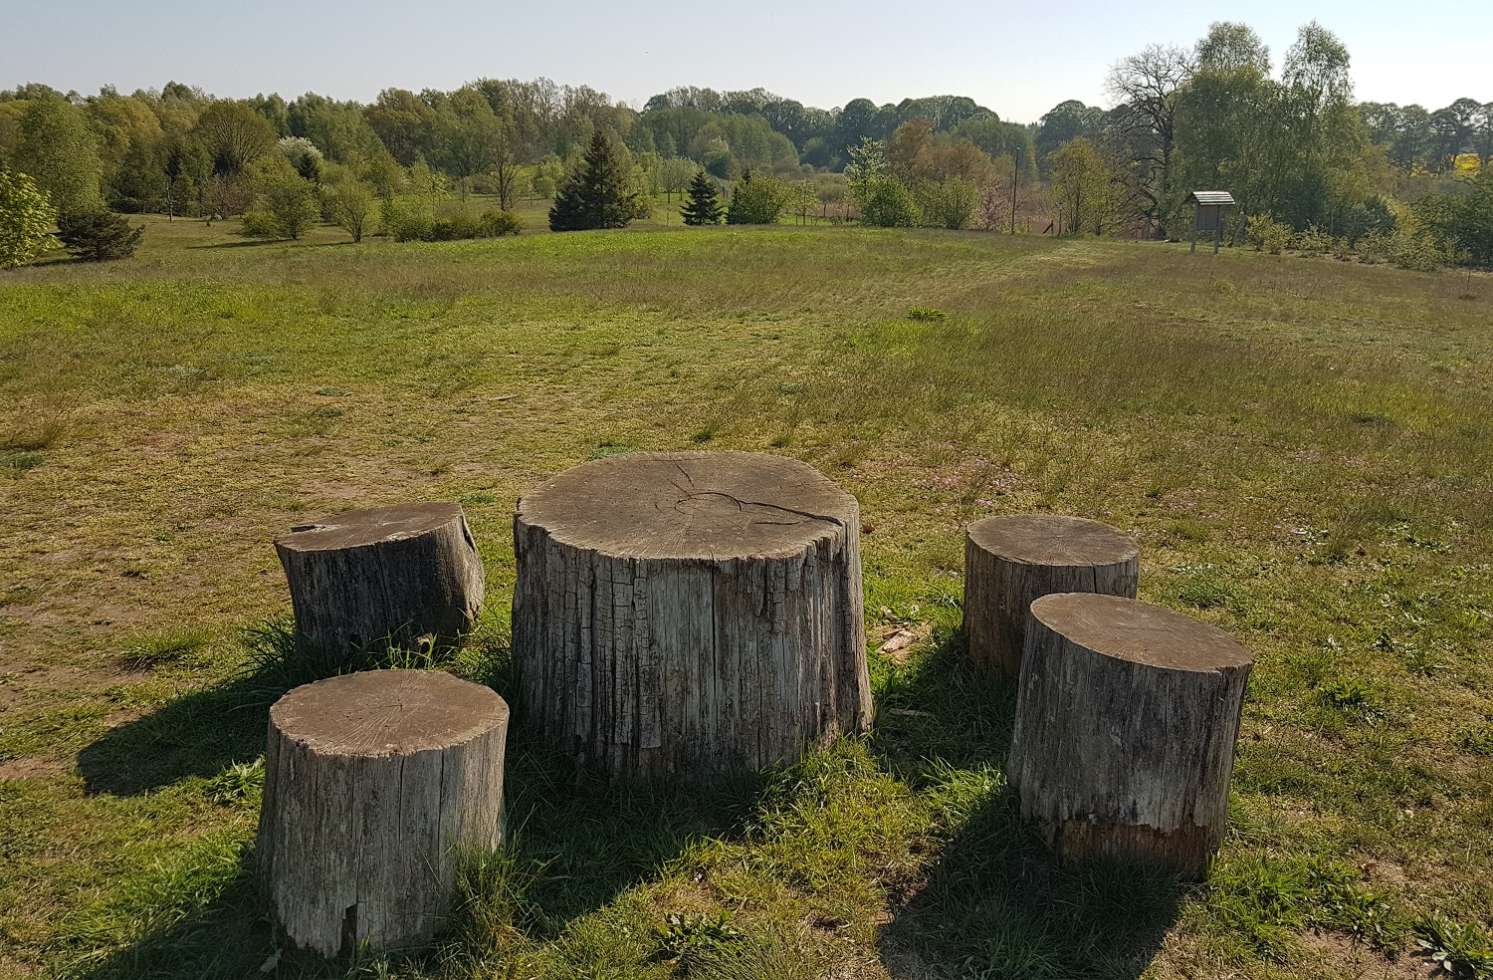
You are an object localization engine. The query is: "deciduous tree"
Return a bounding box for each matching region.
[15,97,104,213]
[0,167,56,269]
[1050,137,1116,235]
[326,178,376,242]
[191,101,276,177]
[1106,44,1193,236]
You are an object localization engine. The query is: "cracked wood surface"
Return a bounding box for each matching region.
[963,515,1139,680]
[257,670,509,957]
[1007,593,1252,877]
[274,502,485,656]
[512,452,870,778]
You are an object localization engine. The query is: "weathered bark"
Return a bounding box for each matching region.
[963,515,1139,680]
[257,669,508,957]
[512,451,870,779]
[1007,593,1252,877]
[275,502,484,655]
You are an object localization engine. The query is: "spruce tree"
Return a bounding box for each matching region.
[680,170,723,225]
[56,210,144,261]
[549,131,638,231]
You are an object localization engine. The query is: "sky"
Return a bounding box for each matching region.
[7,1,1490,123]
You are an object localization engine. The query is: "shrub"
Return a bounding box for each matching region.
[920,178,979,230]
[430,213,480,241]
[1381,209,1452,272]
[1415,169,1493,268]
[325,179,376,242]
[0,168,57,270]
[1246,214,1292,254]
[1292,225,1334,255]
[383,205,521,243]
[726,172,790,225]
[1356,230,1390,264]
[1389,227,1450,272]
[56,210,143,261]
[860,177,920,228]
[475,209,522,237]
[382,196,434,242]
[241,173,320,240]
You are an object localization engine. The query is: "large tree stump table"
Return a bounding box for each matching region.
[963,515,1139,680]
[257,669,509,957]
[275,502,485,655]
[1007,593,1252,877]
[512,451,870,779]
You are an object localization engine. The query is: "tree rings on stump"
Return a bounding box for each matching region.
[257,669,509,957]
[512,450,870,779]
[1007,593,1253,877]
[963,515,1139,679]
[275,502,485,655]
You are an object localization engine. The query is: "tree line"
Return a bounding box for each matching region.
[0,17,1489,267]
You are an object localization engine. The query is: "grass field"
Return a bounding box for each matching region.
[2,213,1492,980]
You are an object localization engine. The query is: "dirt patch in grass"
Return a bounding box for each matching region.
[0,756,67,781]
[1299,930,1433,979]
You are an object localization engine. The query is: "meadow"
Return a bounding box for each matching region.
[1,212,1491,980]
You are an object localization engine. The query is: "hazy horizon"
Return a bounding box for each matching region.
[9,2,1491,123]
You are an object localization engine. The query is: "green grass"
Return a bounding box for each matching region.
[1,214,1491,979]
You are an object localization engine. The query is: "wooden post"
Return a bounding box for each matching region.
[1007,594,1253,877]
[963,515,1138,680]
[512,451,870,779]
[1010,155,1018,236]
[275,503,484,655]
[257,670,509,956]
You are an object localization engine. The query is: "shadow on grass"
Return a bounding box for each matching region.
[465,638,769,935]
[188,239,285,250]
[69,761,764,980]
[66,850,271,980]
[496,744,765,933]
[77,620,353,796]
[77,619,527,796]
[71,619,763,976]
[871,628,1186,980]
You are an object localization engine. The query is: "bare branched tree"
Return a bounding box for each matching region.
[1106,44,1194,236]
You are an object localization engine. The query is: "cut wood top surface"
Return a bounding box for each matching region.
[276,502,463,553]
[517,451,857,560]
[967,515,1138,566]
[1030,593,1252,673]
[270,670,509,756]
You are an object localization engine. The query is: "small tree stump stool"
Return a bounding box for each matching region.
[257,669,509,957]
[963,515,1138,679]
[512,451,870,778]
[275,502,485,655]
[1007,593,1252,877]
